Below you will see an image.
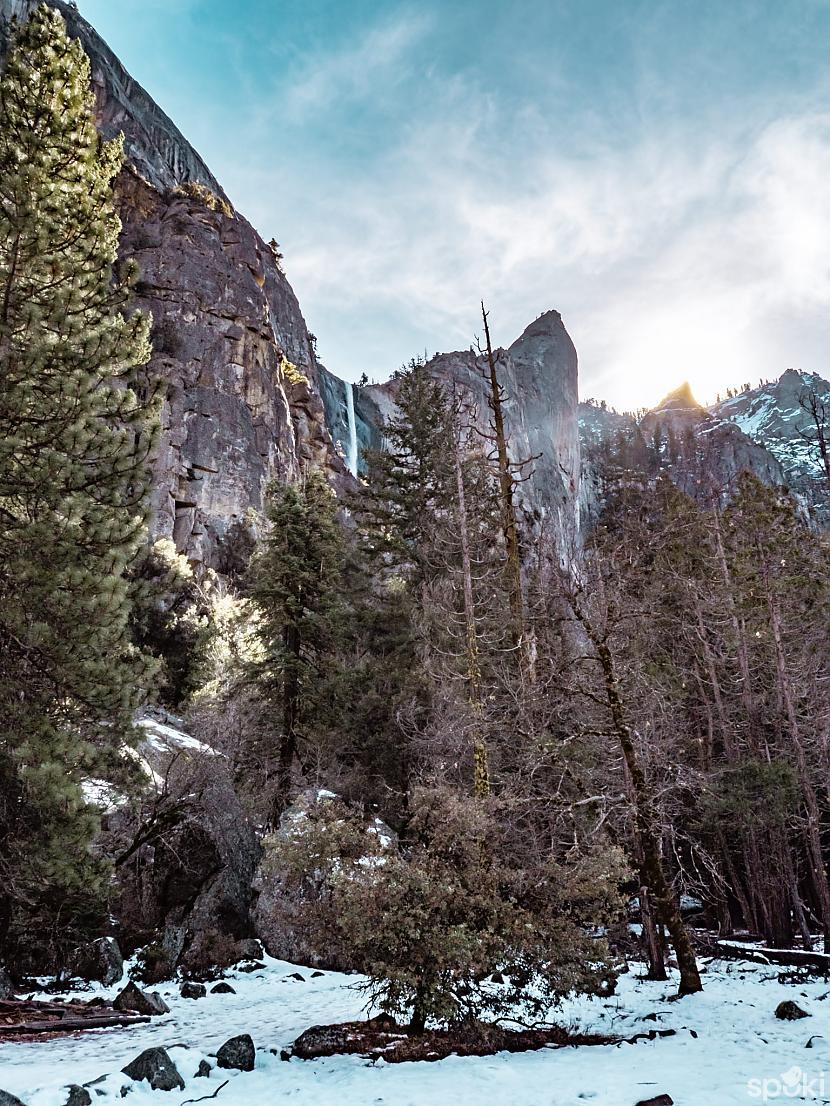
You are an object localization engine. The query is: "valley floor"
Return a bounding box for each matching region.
[0,955,825,1106]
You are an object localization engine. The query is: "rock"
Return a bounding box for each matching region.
[238,961,266,973]
[0,967,14,999]
[311,971,324,978]
[287,972,305,982]
[0,1092,27,1106]
[210,982,236,994]
[180,982,206,999]
[775,1000,810,1020]
[67,938,124,987]
[490,972,505,984]
[635,1097,674,1106]
[216,1033,256,1071]
[121,1047,184,1092]
[253,790,397,969]
[113,981,170,1016]
[235,938,263,961]
[112,733,262,977]
[194,1060,212,1078]
[292,1024,356,1060]
[64,1088,92,1106]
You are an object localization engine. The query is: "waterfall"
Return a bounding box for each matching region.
[344,379,359,477]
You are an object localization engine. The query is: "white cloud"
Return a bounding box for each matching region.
[222,17,830,410]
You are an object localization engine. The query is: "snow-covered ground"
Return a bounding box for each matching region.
[0,955,826,1106]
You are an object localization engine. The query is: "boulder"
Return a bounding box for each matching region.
[63,1088,92,1106]
[253,790,396,969]
[775,1000,810,1020]
[112,726,262,977]
[216,1033,255,1071]
[210,982,235,994]
[194,1060,212,1078]
[635,1098,674,1106]
[0,1092,27,1106]
[113,981,170,1016]
[0,967,14,999]
[121,1047,184,1092]
[67,938,124,987]
[180,982,206,1000]
[292,1024,356,1060]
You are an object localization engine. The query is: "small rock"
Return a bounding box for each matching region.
[775,1000,810,1020]
[180,982,207,1000]
[635,1097,673,1106]
[121,1047,184,1092]
[287,972,305,982]
[279,1049,291,1062]
[64,1088,92,1106]
[238,961,266,973]
[216,1033,255,1071]
[194,1060,212,1078]
[0,1092,27,1106]
[490,971,505,984]
[68,938,124,987]
[311,971,324,978]
[113,981,170,1016]
[210,982,235,994]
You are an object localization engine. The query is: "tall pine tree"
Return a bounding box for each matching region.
[0,5,156,962]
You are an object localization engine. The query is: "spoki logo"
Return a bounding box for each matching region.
[747,1066,826,1101]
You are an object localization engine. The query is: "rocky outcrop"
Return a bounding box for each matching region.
[711,370,830,524]
[578,381,799,524]
[359,311,582,551]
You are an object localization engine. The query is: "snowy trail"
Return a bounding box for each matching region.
[0,956,827,1106]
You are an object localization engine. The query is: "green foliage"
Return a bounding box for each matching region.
[128,539,210,708]
[171,180,234,218]
[699,758,800,836]
[267,789,626,1031]
[0,5,157,962]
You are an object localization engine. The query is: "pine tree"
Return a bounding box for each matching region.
[246,470,344,820]
[0,5,157,963]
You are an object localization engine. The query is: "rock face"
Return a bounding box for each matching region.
[0,0,344,571]
[0,0,585,569]
[711,370,830,524]
[358,311,582,553]
[578,381,799,525]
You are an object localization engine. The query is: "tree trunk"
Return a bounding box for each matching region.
[571,599,703,995]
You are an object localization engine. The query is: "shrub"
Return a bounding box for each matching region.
[172,180,234,218]
[266,788,626,1031]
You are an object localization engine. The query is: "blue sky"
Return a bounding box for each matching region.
[79,0,830,408]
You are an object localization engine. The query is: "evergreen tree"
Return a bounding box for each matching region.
[246,470,344,820]
[0,6,157,963]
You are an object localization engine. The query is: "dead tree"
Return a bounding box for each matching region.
[475,303,537,677]
[798,388,830,491]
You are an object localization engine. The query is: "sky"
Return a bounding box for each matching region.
[78,0,830,410]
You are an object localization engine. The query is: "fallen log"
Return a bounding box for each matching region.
[714,940,830,972]
[0,1013,151,1036]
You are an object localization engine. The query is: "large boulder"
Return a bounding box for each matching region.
[0,1092,27,1106]
[110,715,261,974]
[113,981,169,1016]
[121,1047,184,1092]
[252,789,396,969]
[216,1033,255,1071]
[67,937,123,986]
